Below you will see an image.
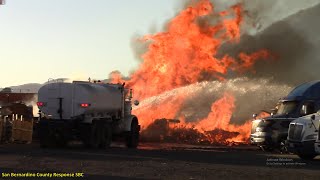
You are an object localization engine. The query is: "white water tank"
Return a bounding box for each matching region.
[38,81,123,119]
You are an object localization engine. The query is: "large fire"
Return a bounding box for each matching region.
[112,0,273,145]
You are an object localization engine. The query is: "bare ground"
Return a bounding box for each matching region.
[0,142,319,180]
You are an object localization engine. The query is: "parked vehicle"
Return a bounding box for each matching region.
[287,112,319,159]
[37,81,140,148]
[314,115,320,157]
[251,80,320,152]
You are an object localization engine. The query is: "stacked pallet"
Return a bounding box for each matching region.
[12,119,33,143]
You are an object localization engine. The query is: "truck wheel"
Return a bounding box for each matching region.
[279,140,289,154]
[126,120,139,148]
[90,121,101,148]
[39,121,52,148]
[54,132,67,148]
[100,123,112,149]
[80,124,91,148]
[297,153,317,160]
[260,145,274,152]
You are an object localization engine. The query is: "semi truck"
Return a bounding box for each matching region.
[315,124,320,156]
[287,112,319,159]
[37,81,140,148]
[251,80,320,152]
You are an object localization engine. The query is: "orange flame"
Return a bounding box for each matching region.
[126,0,271,100]
[195,93,235,132]
[112,0,273,145]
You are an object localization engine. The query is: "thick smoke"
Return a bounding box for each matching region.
[131,0,320,65]
[24,95,39,117]
[213,0,320,87]
[220,3,320,86]
[206,0,320,35]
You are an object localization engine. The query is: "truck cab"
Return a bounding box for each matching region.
[315,124,320,155]
[287,112,319,159]
[251,80,320,151]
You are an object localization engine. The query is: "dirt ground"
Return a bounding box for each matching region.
[0,142,319,180]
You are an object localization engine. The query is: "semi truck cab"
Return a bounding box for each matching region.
[315,124,320,154]
[287,112,319,159]
[251,80,320,151]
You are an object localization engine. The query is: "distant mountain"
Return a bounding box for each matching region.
[2,77,131,93]
[7,83,42,93]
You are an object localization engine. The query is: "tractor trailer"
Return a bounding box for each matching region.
[37,81,140,148]
[315,123,320,155]
[251,80,320,152]
[287,112,319,159]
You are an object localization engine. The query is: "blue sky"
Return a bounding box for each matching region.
[0,0,179,87]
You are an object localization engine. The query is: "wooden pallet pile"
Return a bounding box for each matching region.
[0,115,33,144]
[12,119,33,144]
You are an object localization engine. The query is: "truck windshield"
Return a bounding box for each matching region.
[276,101,298,115]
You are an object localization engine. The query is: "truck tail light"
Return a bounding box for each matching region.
[37,102,45,107]
[80,103,90,108]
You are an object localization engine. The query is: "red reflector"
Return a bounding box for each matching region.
[80,103,90,108]
[37,102,44,106]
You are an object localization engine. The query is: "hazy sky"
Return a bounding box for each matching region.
[1,0,319,88]
[0,0,177,87]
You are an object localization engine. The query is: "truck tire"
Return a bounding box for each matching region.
[80,124,91,148]
[100,123,112,149]
[39,121,52,148]
[297,153,317,160]
[260,145,274,152]
[53,131,67,148]
[279,140,289,154]
[90,121,101,149]
[126,120,139,148]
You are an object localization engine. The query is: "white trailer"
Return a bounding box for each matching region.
[287,112,319,159]
[37,81,140,148]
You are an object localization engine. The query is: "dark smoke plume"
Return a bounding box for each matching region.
[220,3,320,87]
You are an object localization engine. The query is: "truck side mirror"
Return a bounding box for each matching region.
[133,100,139,106]
[311,114,315,121]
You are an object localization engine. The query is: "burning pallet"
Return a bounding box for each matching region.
[140,118,243,146]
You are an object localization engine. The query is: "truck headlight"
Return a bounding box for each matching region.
[256,127,262,132]
[304,134,317,140]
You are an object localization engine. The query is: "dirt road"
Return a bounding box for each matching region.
[0,143,319,180]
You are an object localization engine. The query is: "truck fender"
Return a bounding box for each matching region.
[124,115,139,132]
